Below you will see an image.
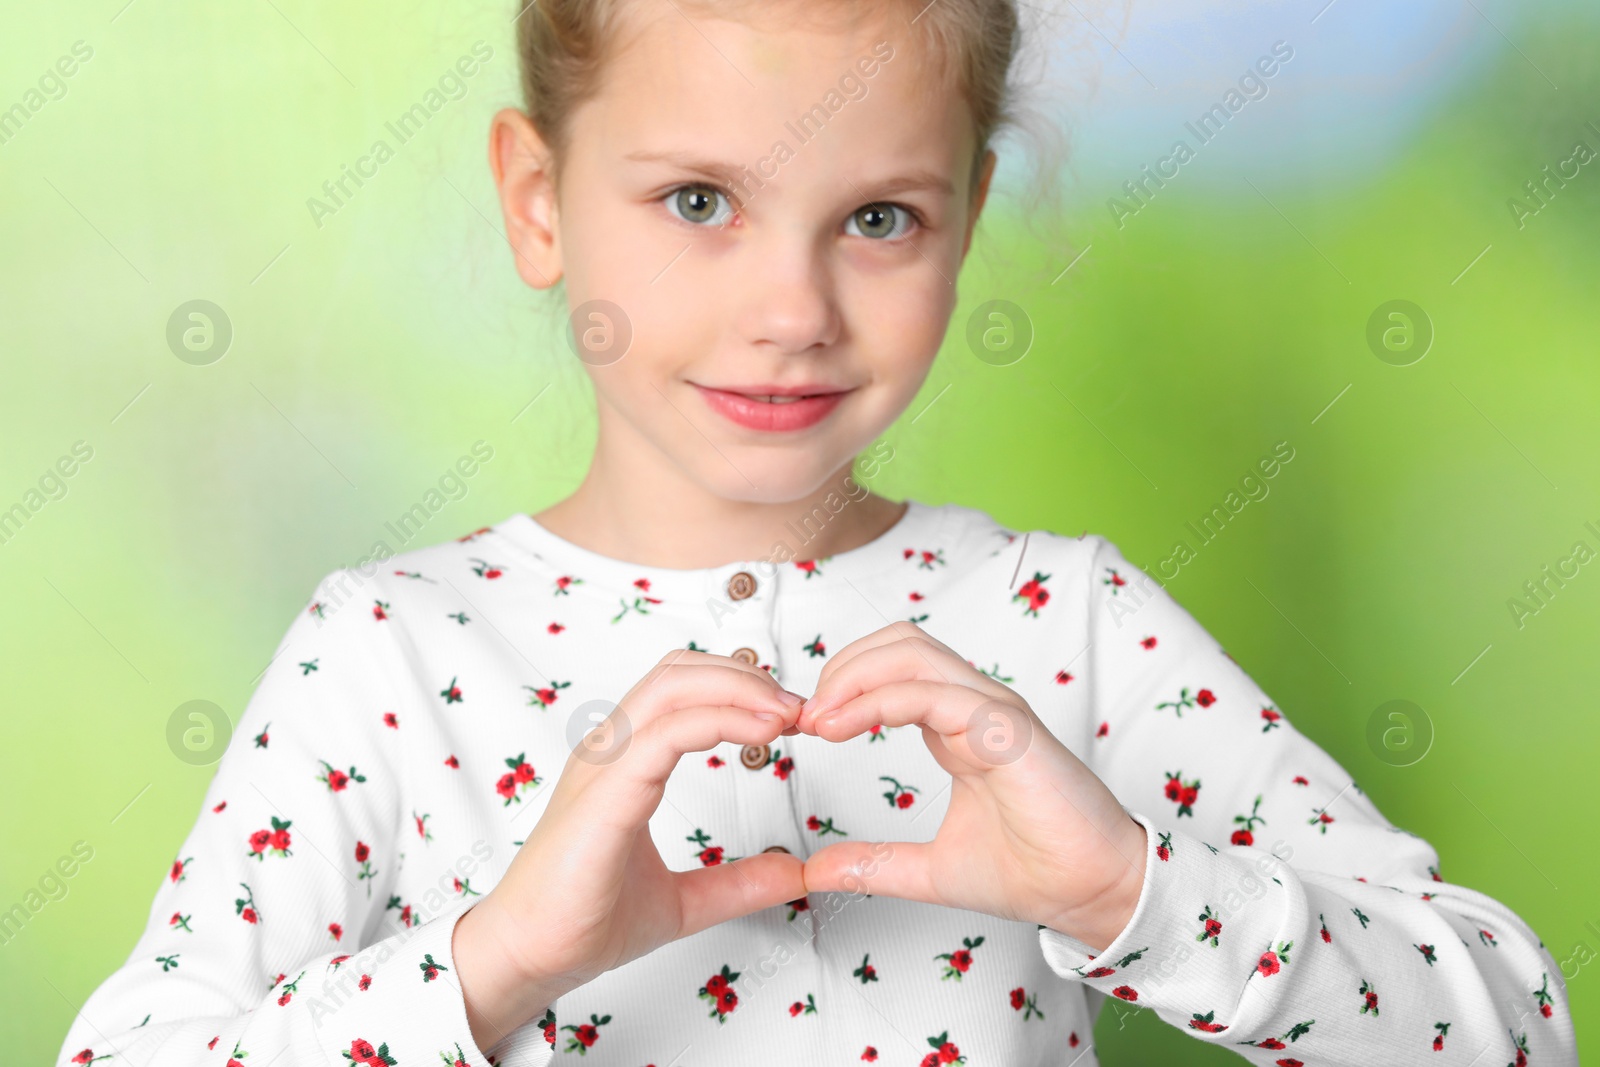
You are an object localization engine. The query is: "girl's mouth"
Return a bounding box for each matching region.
[688,382,852,432]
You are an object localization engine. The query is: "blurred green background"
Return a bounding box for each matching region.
[2,0,1595,1063]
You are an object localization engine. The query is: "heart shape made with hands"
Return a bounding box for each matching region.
[754,621,1149,954]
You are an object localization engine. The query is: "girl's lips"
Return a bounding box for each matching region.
[690,383,849,432]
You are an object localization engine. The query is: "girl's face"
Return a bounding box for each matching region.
[492,3,995,505]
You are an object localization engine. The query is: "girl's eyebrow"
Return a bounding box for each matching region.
[623,148,955,199]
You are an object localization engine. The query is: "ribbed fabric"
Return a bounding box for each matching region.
[58,499,1575,1066]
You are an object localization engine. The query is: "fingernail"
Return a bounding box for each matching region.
[756,711,782,723]
[777,689,805,707]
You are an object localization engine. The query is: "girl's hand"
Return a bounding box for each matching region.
[453,651,807,1052]
[795,621,1147,953]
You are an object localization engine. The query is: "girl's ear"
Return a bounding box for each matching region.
[488,108,563,290]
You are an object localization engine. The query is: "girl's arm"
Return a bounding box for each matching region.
[1038,535,1577,1066]
[56,569,503,1067]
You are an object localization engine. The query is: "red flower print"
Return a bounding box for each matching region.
[358,974,371,991]
[1188,1010,1228,1033]
[1292,775,1309,786]
[1534,973,1554,1017]
[920,1031,964,1065]
[881,775,920,809]
[1256,941,1292,976]
[773,753,794,780]
[468,557,503,579]
[1164,771,1201,816]
[212,801,227,813]
[241,907,257,924]
[1013,571,1051,616]
[707,754,725,768]
[1433,1021,1450,1050]
[698,965,742,1022]
[1056,670,1074,684]
[444,754,458,768]
[1009,987,1025,1009]
[248,817,292,859]
[935,936,984,981]
[1140,636,1157,649]
[522,680,571,709]
[329,922,343,941]
[547,621,565,633]
[341,1038,397,1065]
[275,971,303,1007]
[354,841,370,863]
[1260,706,1282,731]
[1156,687,1214,717]
[854,953,878,983]
[499,753,542,804]
[1111,985,1138,1001]
[1155,831,1172,861]
[382,712,398,729]
[440,676,463,704]
[1232,794,1265,848]
[1358,978,1379,1015]
[1196,905,1223,946]
[1070,1032,1079,1047]
[862,1047,878,1061]
[371,601,388,621]
[170,857,192,883]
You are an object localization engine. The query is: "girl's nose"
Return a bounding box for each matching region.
[734,236,842,355]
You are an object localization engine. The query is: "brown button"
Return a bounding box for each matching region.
[762,844,790,854]
[726,571,757,600]
[739,742,771,769]
[730,646,759,665]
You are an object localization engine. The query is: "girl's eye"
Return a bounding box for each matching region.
[664,184,734,227]
[846,203,916,241]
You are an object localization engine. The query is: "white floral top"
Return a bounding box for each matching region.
[59,500,1576,1067]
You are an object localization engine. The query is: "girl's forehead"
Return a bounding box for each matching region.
[588,11,972,172]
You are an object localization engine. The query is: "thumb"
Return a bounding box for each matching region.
[674,852,806,938]
[803,840,935,902]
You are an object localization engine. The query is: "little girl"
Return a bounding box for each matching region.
[60,2,1577,1065]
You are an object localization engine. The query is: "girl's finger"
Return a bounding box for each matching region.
[800,634,990,728]
[628,652,798,725]
[807,621,960,699]
[802,839,938,903]
[810,680,1042,769]
[589,703,792,825]
[674,851,807,938]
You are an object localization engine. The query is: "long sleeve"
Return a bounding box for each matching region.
[1036,536,1578,1066]
[56,569,513,1067]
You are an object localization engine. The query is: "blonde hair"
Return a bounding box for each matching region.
[512,0,1088,219]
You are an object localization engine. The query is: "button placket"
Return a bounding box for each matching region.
[711,562,799,857]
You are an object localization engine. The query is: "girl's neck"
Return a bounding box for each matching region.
[532,470,907,572]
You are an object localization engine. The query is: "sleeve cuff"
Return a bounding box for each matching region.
[1037,810,1299,1035]
[309,896,555,1067]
